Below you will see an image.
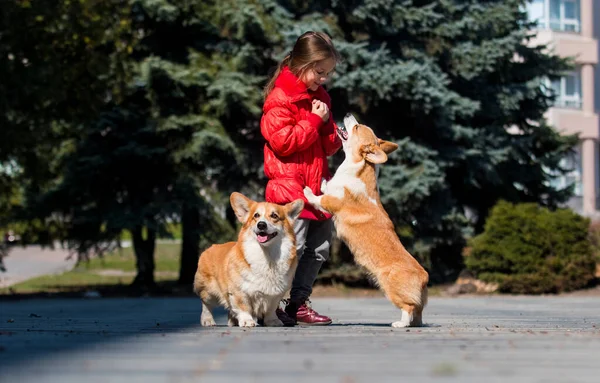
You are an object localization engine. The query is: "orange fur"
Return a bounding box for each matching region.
[193,192,303,327]
[305,115,429,327]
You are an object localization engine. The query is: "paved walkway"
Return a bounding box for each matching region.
[1,296,599,382]
[0,245,75,288]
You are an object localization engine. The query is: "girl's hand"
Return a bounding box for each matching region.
[312,99,330,122]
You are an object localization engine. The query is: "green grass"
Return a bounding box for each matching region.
[3,273,134,294]
[119,223,183,241]
[77,243,180,272]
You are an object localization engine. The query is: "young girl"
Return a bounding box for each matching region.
[261,31,342,326]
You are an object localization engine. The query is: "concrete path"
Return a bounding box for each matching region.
[0,245,76,288]
[1,296,599,382]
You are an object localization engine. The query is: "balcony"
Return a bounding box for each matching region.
[548,69,582,109]
[527,0,581,33]
[547,107,600,139]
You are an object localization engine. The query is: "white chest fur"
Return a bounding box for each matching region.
[325,159,377,205]
[239,236,295,297]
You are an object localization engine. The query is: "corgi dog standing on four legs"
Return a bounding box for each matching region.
[304,113,429,328]
[193,192,304,327]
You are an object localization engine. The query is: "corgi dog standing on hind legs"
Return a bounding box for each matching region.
[304,113,429,327]
[193,192,304,327]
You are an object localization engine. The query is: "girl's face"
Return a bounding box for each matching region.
[300,58,336,91]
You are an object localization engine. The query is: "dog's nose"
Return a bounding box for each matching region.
[345,113,352,118]
[257,221,267,231]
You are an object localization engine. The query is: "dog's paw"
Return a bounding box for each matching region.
[391,320,410,328]
[238,319,257,328]
[264,318,284,327]
[320,178,328,194]
[201,318,217,327]
[303,186,314,197]
[303,187,316,202]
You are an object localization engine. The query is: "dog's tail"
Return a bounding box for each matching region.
[192,258,206,297]
[192,277,200,296]
[404,270,429,310]
[420,283,429,309]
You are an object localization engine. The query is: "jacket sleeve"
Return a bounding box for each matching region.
[320,114,342,157]
[261,106,324,157]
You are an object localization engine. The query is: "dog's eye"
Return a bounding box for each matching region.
[253,213,260,219]
[270,212,279,220]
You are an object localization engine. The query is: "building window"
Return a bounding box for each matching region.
[527,0,580,33]
[547,69,582,109]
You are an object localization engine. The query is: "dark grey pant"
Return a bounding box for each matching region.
[290,218,333,303]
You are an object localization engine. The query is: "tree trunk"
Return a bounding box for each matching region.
[178,204,201,285]
[131,225,156,288]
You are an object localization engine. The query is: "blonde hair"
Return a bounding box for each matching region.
[263,31,341,98]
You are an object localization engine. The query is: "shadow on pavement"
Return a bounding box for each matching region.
[0,296,225,369]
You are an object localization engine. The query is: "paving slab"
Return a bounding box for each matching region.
[0,296,599,383]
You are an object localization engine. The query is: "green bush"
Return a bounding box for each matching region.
[587,220,600,262]
[465,201,596,294]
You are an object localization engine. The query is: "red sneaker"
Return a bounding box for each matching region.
[286,299,332,326]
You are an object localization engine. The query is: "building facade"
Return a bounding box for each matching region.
[527,0,599,216]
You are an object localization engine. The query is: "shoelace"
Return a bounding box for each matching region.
[304,299,313,309]
[281,298,313,310]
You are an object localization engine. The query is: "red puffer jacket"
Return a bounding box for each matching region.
[261,66,342,221]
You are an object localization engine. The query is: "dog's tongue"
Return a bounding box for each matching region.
[257,234,269,243]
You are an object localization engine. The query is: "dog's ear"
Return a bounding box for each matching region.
[378,139,399,155]
[230,192,254,223]
[361,144,388,164]
[284,199,304,223]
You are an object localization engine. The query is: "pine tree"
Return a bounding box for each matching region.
[0,0,136,245]
[278,0,575,281]
[128,0,289,284]
[3,0,290,287]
